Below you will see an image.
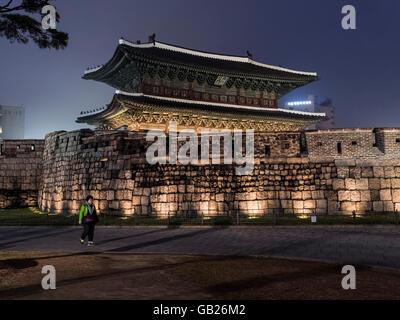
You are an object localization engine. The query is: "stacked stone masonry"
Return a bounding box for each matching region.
[0,139,44,208]
[3,127,400,216]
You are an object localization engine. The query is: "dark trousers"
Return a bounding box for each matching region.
[81,222,96,242]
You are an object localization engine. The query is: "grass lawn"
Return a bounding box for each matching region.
[0,207,399,226]
[0,208,76,226]
[1,251,400,299]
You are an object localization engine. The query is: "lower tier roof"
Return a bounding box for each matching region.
[76,91,326,131]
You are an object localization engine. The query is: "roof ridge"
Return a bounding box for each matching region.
[118,39,317,77]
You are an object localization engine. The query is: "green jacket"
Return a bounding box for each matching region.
[79,202,98,223]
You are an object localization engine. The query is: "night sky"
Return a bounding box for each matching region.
[1,0,399,139]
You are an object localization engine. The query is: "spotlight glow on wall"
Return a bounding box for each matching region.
[287,101,312,106]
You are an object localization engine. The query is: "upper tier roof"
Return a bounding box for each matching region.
[83,38,318,84]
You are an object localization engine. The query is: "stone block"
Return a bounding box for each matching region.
[201,193,211,201]
[345,178,356,190]
[280,200,292,209]
[373,167,384,178]
[349,167,361,179]
[370,190,380,201]
[316,199,327,209]
[361,167,374,178]
[291,191,302,199]
[373,201,384,212]
[109,201,119,210]
[140,196,149,205]
[332,179,345,190]
[99,200,108,210]
[235,193,246,201]
[116,179,126,189]
[350,191,361,202]
[304,200,316,209]
[279,191,290,199]
[368,178,381,190]
[385,167,395,178]
[267,200,280,208]
[120,201,132,209]
[325,191,338,201]
[159,194,167,203]
[338,191,351,201]
[132,196,141,206]
[356,202,371,212]
[167,194,176,202]
[341,202,356,212]
[208,201,218,211]
[355,179,369,190]
[381,178,391,189]
[311,190,324,199]
[392,190,400,202]
[380,189,392,201]
[168,202,177,212]
[360,191,371,201]
[337,167,349,178]
[199,202,208,212]
[258,200,268,210]
[293,200,304,209]
[383,201,394,212]
[302,191,312,200]
[336,159,355,167]
[391,179,400,189]
[106,190,114,201]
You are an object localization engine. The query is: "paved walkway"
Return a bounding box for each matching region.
[1,226,400,269]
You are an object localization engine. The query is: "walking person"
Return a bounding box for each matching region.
[79,195,99,246]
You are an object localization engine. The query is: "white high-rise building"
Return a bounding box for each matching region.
[316,98,336,130]
[0,105,25,140]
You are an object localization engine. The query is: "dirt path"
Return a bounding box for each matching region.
[1,251,400,300]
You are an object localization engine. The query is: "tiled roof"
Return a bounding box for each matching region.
[83,39,318,82]
[76,91,326,124]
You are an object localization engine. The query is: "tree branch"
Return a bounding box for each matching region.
[0,5,24,14]
[0,13,68,49]
[0,1,15,10]
[0,0,50,13]
[0,1,68,50]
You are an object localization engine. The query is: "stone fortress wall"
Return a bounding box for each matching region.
[305,128,400,159]
[0,139,44,208]
[2,127,400,216]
